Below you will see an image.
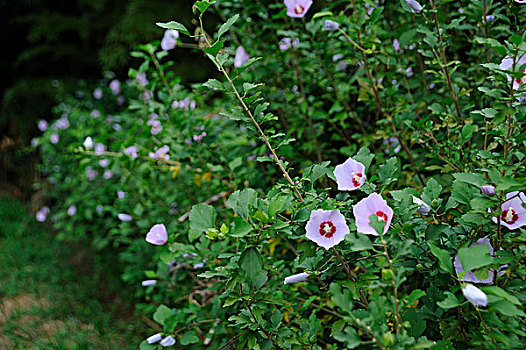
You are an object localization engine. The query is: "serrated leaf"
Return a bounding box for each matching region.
[189,204,216,232]
[218,14,240,39]
[156,21,190,36]
[203,78,224,91]
[240,247,263,278]
[153,305,173,324]
[428,243,454,275]
[437,292,460,309]
[203,39,225,57]
[180,330,199,345]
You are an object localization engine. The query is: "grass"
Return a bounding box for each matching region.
[0,196,146,349]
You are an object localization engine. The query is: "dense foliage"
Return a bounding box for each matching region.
[35,0,525,348]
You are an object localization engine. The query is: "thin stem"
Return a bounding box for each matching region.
[482,0,491,63]
[428,0,462,122]
[198,18,304,202]
[380,237,401,335]
[289,48,323,162]
[474,307,501,349]
[333,248,369,308]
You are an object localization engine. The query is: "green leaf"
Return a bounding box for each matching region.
[268,194,293,217]
[495,176,525,192]
[156,21,190,36]
[240,247,263,279]
[482,286,520,305]
[203,79,224,91]
[203,39,225,57]
[153,305,173,324]
[312,11,333,19]
[423,178,442,201]
[193,1,215,15]
[180,330,199,345]
[304,161,330,183]
[368,214,386,235]
[461,124,475,142]
[354,147,374,170]
[270,310,283,329]
[347,233,373,251]
[333,327,361,349]
[218,14,240,39]
[378,157,398,185]
[227,188,257,219]
[230,217,254,237]
[458,244,493,272]
[428,243,454,275]
[189,204,217,232]
[437,292,460,309]
[140,341,158,350]
[490,300,526,317]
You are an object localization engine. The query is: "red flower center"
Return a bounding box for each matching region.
[376,211,388,222]
[294,4,304,14]
[352,172,363,187]
[501,207,519,224]
[515,69,526,85]
[319,221,336,238]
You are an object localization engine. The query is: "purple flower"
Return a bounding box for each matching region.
[149,145,170,161]
[99,159,109,168]
[462,284,487,307]
[279,37,299,51]
[353,193,393,235]
[406,0,423,13]
[146,334,162,344]
[117,95,125,105]
[103,170,113,179]
[136,72,149,87]
[93,88,103,100]
[36,206,50,222]
[161,29,179,51]
[50,133,59,144]
[324,20,339,31]
[284,272,309,284]
[193,262,205,269]
[480,185,495,195]
[145,224,168,245]
[383,136,401,154]
[234,46,250,68]
[492,191,526,230]
[117,190,126,199]
[54,117,70,130]
[141,90,153,102]
[123,145,139,160]
[454,238,506,284]
[109,79,121,95]
[284,0,312,18]
[334,158,366,191]
[483,15,495,23]
[67,205,77,216]
[90,109,100,118]
[83,136,93,149]
[94,143,106,155]
[147,119,163,135]
[393,39,401,52]
[305,209,350,250]
[118,213,132,222]
[412,196,431,215]
[160,336,176,347]
[86,166,98,180]
[96,205,104,214]
[364,2,377,17]
[500,54,526,90]
[141,280,157,287]
[38,120,48,132]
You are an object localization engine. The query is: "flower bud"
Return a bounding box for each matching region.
[480,185,495,195]
[406,0,423,13]
[324,20,339,31]
[146,333,162,344]
[462,284,487,307]
[284,272,309,284]
[160,335,176,347]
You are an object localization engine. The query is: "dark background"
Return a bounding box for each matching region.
[0,0,215,197]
